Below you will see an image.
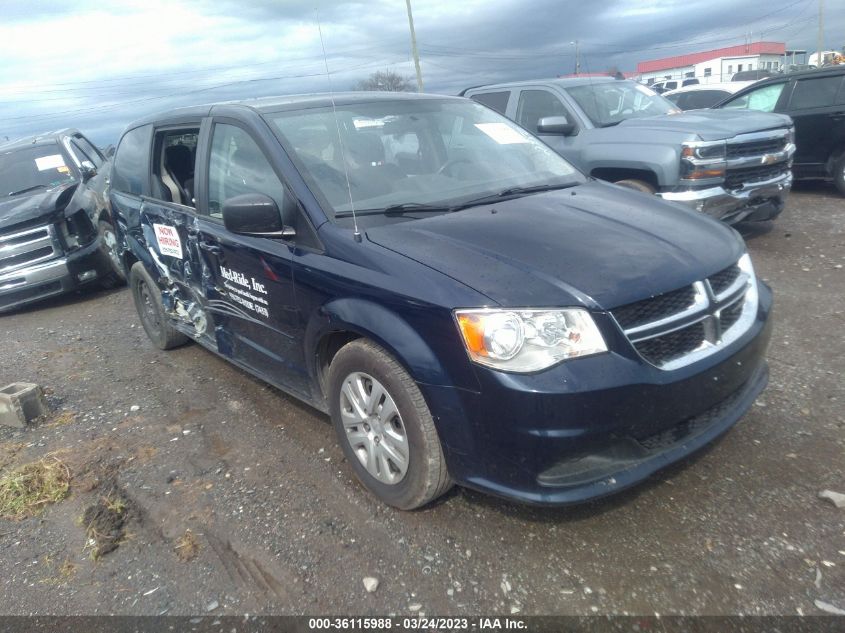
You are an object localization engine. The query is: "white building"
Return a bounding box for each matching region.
[637,42,787,85]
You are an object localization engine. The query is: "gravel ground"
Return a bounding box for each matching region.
[0,184,843,617]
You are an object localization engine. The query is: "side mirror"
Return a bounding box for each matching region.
[222,193,295,239]
[80,160,97,181]
[537,116,576,136]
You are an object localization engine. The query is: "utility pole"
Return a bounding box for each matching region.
[571,40,581,75]
[405,0,424,92]
[817,0,825,66]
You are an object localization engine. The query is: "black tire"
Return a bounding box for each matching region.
[129,262,189,350]
[834,154,845,197]
[327,339,452,510]
[97,220,127,289]
[614,179,657,194]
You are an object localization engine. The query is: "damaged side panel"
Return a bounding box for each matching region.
[135,199,216,349]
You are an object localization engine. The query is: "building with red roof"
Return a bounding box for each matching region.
[636,41,786,86]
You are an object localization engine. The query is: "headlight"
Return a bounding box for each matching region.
[454,308,607,372]
[681,140,726,183]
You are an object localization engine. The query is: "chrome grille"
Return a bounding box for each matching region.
[0,225,60,274]
[612,286,697,331]
[708,264,741,296]
[724,130,792,191]
[726,137,785,159]
[725,164,789,190]
[611,260,755,370]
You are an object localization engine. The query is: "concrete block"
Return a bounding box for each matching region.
[0,383,49,428]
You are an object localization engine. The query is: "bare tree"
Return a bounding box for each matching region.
[353,70,414,92]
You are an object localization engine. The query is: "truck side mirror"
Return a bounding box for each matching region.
[222,193,295,239]
[537,116,575,136]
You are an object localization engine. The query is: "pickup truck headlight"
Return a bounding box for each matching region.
[454,308,607,372]
[681,141,726,182]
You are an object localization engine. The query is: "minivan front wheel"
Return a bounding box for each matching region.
[327,339,452,509]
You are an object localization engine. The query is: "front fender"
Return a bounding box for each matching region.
[305,296,480,456]
[584,144,679,187]
[306,297,458,388]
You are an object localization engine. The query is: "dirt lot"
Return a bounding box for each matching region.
[0,184,843,617]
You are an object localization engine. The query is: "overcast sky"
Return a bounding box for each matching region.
[0,0,841,146]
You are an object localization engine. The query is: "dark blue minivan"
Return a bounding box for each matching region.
[108,93,771,509]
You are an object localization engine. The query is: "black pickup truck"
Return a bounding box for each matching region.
[0,129,125,312]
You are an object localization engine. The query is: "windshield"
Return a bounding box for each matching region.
[0,143,76,197]
[565,81,679,127]
[269,99,583,220]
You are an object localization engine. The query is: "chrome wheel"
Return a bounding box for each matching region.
[339,371,409,485]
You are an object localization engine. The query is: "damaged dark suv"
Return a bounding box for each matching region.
[0,130,126,312]
[109,94,772,509]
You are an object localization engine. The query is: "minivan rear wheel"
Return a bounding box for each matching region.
[129,262,189,350]
[327,339,452,509]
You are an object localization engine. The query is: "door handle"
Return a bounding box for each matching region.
[198,241,222,256]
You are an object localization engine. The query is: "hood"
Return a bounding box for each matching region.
[618,109,792,141]
[366,181,744,310]
[0,182,79,231]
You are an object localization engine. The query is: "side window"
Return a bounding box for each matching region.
[111,125,151,195]
[71,136,104,168]
[151,128,199,207]
[470,91,510,115]
[516,90,570,133]
[207,123,288,221]
[685,90,730,109]
[721,83,786,112]
[789,76,843,110]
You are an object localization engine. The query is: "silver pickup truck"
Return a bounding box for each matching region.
[462,77,795,224]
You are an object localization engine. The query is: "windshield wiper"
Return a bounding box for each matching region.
[7,184,48,197]
[448,182,578,212]
[335,202,451,218]
[599,121,622,128]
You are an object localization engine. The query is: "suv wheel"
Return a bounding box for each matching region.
[129,262,188,350]
[834,154,845,196]
[98,220,127,288]
[327,339,452,509]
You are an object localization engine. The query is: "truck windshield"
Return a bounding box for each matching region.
[565,81,679,127]
[269,99,583,219]
[0,144,76,197]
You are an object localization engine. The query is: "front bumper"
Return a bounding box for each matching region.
[424,283,773,505]
[658,171,792,224]
[0,238,109,313]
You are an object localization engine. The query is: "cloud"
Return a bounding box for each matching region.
[0,0,840,146]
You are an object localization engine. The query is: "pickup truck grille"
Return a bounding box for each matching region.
[725,164,790,190]
[723,130,791,191]
[611,262,754,369]
[0,225,60,275]
[726,137,785,159]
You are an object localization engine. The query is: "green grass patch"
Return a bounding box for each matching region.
[0,456,70,520]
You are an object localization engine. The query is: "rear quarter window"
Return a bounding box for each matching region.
[469,91,510,115]
[788,76,844,110]
[111,125,151,195]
